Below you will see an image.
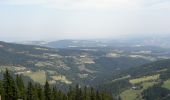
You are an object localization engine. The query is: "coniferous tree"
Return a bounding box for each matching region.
[67,86,75,100]
[0,81,4,99]
[3,69,18,100]
[63,94,68,100]
[35,84,43,100]
[75,84,80,100]
[52,86,58,100]
[0,70,114,100]
[78,88,84,100]
[27,81,34,100]
[58,90,64,100]
[44,81,51,100]
[84,86,90,100]
[16,75,25,99]
[96,90,102,100]
[90,87,96,100]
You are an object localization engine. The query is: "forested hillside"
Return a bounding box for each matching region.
[99,59,170,100]
[0,69,113,100]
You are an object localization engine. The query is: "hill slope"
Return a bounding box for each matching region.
[0,41,153,86]
[100,59,170,100]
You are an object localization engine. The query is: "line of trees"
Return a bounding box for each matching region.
[0,69,113,100]
[142,83,170,100]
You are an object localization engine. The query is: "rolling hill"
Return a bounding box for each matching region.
[1,41,170,99]
[0,41,159,86]
[100,59,170,100]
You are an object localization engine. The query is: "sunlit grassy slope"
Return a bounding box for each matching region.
[162,80,170,90]
[129,74,160,84]
[120,81,158,100]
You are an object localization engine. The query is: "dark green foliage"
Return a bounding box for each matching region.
[27,81,35,100]
[160,69,170,80]
[0,81,3,95]
[44,81,51,100]
[16,75,25,99]
[2,69,18,100]
[90,87,96,100]
[142,85,170,100]
[118,59,170,78]
[35,84,43,100]
[98,79,131,95]
[0,69,113,100]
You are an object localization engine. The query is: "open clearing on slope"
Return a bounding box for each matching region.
[111,75,130,82]
[120,81,158,100]
[79,57,95,64]
[162,80,170,90]
[129,74,160,84]
[51,75,72,84]
[23,70,46,84]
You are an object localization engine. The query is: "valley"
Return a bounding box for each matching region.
[1,40,170,99]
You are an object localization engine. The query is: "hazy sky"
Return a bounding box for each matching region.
[0,0,170,41]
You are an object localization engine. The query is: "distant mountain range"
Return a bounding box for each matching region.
[17,35,170,49]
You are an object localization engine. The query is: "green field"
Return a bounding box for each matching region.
[162,80,170,90]
[129,74,160,84]
[23,70,46,84]
[120,81,158,100]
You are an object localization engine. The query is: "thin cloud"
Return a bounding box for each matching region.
[1,0,141,9]
[0,0,170,41]
[1,0,169,6]
[1,0,170,11]
[144,0,170,6]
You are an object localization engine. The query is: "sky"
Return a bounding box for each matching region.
[0,0,170,41]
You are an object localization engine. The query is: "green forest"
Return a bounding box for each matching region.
[0,69,113,100]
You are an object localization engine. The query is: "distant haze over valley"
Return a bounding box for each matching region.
[13,34,170,49]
